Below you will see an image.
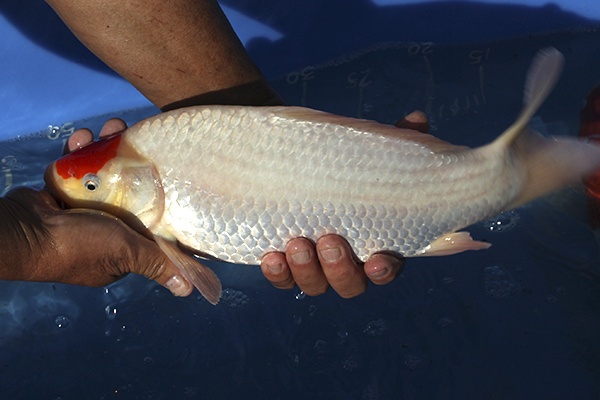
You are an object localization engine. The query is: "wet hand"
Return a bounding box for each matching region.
[1,186,193,296]
[0,118,194,296]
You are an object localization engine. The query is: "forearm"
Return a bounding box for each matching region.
[45,0,282,109]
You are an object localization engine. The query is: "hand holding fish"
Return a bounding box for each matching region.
[0,186,193,296]
[45,48,600,305]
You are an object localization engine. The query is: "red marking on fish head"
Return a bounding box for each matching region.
[55,134,122,179]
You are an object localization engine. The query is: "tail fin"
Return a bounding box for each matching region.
[506,135,600,209]
[488,47,600,209]
[492,47,564,149]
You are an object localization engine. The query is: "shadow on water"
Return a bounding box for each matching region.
[1,0,598,79]
[223,0,600,77]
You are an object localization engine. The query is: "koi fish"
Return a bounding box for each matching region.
[44,48,600,304]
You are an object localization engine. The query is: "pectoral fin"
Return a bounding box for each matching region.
[154,235,222,305]
[420,232,491,256]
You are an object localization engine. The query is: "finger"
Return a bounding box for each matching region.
[286,237,329,296]
[260,251,296,290]
[117,229,194,297]
[364,251,405,285]
[65,128,94,153]
[316,234,367,298]
[144,252,195,297]
[395,110,429,133]
[99,118,127,138]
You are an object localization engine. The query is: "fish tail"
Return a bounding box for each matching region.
[492,47,564,149]
[506,133,600,209]
[487,47,600,209]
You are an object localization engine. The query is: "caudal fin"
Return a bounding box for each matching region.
[492,47,564,149]
[506,135,600,209]
[487,47,600,209]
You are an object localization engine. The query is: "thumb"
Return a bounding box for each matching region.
[134,241,195,297]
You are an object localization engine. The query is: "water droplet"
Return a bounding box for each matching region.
[482,210,520,232]
[105,305,118,320]
[54,315,70,329]
[295,290,306,300]
[482,265,520,299]
[104,287,110,294]
[363,319,388,337]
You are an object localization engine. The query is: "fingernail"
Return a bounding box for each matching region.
[290,249,310,265]
[318,246,342,263]
[266,261,283,274]
[367,265,390,279]
[165,275,189,297]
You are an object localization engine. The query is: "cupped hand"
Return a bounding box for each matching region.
[2,186,193,296]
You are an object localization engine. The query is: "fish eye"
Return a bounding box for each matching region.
[83,173,101,192]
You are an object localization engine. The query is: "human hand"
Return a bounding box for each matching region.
[0,119,193,296]
[1,186,193,296]
[260,111,430,298]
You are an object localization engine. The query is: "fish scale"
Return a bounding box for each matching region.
[123,106,517,262]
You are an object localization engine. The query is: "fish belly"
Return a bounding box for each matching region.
[126,106,522,264]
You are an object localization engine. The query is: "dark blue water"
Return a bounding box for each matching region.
[1,2,600,399]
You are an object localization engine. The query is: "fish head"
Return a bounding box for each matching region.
[44,134,164,231]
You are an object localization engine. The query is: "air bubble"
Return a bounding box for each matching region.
[363,319,388,337]
[143,356,154,366]
[482,210,520,232]
[482,265,520,299]
[54,315,70,329]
